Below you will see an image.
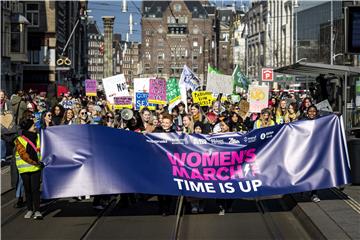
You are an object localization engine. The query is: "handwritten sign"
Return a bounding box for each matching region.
[166,77,181,104]
[192,91,213,106]
[148,78,167,104]
[114,96,133,109]
[85,79,97,96]
[102,74,130,104]
[249,85,269,113]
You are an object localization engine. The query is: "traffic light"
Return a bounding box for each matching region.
[345,6,360,54]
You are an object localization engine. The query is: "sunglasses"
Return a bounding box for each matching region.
[234,108,240,110]
[80,112,87,115]
[46,114,52,117]
[107,116,114,119]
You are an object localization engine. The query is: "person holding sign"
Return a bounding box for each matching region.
[253,108,275,129]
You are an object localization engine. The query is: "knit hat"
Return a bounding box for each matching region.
[20,118,35,131]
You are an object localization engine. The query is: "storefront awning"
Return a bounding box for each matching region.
[274,62,360,77]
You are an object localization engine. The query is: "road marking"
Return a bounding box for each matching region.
[331,188,360,215]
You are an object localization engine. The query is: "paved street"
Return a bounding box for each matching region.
[2,166,359,239]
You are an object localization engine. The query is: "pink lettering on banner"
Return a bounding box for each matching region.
[167,149,258,181]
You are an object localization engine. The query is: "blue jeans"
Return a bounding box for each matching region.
[16,174,24,198]
[1,139,6,160]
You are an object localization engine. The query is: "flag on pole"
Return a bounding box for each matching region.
[179,65,201,91]
[232,65,250,91]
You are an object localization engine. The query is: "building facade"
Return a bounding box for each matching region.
[1,0,29,94]
[141,1,215,84]
[231,10,247,73]
[120,41,140,85]
[245,0,294,80]
[216,5,236,75]
[87,20,104,82]
[22,0,88,92]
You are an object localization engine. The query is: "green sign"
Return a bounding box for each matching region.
[166,77,181,104]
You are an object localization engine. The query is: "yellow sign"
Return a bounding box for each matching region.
[192,91,213,106]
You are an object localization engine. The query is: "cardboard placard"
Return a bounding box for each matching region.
[114,96,133,109]
[249,85,269,113]
[148,78,167,104]
[192,91,213,106]
[85,79,97,96]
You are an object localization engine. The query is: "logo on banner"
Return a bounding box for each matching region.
[260,133,266,140]
[228,138,240,144]
[262,68,273,81]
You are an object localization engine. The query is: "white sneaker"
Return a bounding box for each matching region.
[93,205,104,210]
[33,211,43,220]
[191,206,199,214]
[199,206,204,213]
[24,211,33,219]
[218,209,225,216]
[218,206,225,216]
[311,195,321,203]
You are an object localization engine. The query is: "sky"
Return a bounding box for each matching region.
[88,0,329,43]
[88,0,248,43]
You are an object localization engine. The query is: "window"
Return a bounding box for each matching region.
[174,4,181,12]
[11,24,21,52]
[193,41,198,47]
[26,3,39,27]
[32,50,40,64]
[157,67,163,74]
[158,53,164,60]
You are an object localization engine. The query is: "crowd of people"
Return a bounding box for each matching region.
[0,87,325,219]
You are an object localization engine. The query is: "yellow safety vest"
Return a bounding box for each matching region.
[15,135,42,174]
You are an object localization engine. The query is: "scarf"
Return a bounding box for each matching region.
[22,130,39,162]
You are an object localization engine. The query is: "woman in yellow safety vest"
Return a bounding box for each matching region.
[15,118,44,220]
[253,108,276,129]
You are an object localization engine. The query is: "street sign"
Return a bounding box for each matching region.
[262,68,273,82]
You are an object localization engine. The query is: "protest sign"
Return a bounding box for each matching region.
[133,78,151,93]
[85,79,97,97]
[114,96,133,109]
[148,78,167,104]
[315,99,333,112]
[135,92,156,110]
[133,78,155,110]
[102,74,130,104]
[192,91,213,106]
[42,114,350,199]
[206,72,233,95]
[249,85,269,113]
[166,77,181,104]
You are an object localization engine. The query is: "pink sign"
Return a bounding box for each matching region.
[85,79,97,96]
[148,78,167,104]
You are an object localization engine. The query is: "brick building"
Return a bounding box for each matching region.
[141,1,216,84]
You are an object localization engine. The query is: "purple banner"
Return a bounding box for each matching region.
[41,114,350,199]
